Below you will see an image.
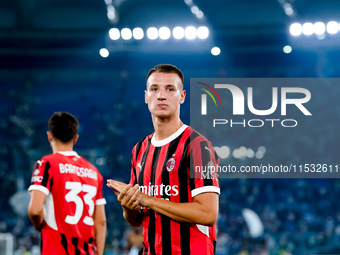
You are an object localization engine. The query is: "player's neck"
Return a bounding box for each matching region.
[152,116,183,141]
[51,142,74,154]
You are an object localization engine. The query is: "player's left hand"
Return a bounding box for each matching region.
[107,179,128,194]
[107,180,142,210]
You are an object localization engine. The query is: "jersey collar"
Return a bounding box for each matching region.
[57,151,80,157]
[151,124,188,147]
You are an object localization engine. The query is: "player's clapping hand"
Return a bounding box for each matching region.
[107,180,142,211]
[107,179,127,194]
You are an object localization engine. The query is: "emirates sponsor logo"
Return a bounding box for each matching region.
[139,182,179,197]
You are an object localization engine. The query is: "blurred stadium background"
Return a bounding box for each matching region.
[1,0,340,254]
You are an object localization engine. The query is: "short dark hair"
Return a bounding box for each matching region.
[146,64,184,89]
[48,112,79,143]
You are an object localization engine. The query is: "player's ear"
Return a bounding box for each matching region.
[145,90,148,104]
[179,90,186,104]
[73,134,79,145]
[47,131,53,142]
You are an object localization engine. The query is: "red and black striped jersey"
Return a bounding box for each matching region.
[130,125,220,255]
[28,151,106,255]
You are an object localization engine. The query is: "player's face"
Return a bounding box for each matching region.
[145,72,186,119]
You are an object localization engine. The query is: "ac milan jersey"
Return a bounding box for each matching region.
[130,125,220,255]
[28,151,106,255]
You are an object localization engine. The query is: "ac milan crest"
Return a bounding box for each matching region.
[166,157,176,172]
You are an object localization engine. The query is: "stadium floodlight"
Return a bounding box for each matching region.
[213,146,230,159]
[121,28,132,40]
[327,21,338,34]
[313,22,325,35]
[185,26,197,39]
[255,151,264,159]
[290,23,302,36]
[191,5,199,15]
[283,3,294,16]
[196,10,204,19]
[233,146,247,160]
[159,27,171,40]
[211,46,221,56]
[232,149,240,159]
[147,27,158,40]
[197,26,209,39]
[302,22,314,35]
[109,28,120,40]
[247,148,255,158]
[256,146,266,159]
[173,27,185,39]
[283,45,292,54]
[107,5,116,21]
[99,48,109,58]
[316,33,326,40]
[133,28,144,40]
[258,146,266,154]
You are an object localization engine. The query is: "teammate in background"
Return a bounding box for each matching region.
[28,112,107,255]
[107,64,220,254]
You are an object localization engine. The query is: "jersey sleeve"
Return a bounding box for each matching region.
[28,158,52,195]
[129,145,138,186]
[95,172,107,205]
[188,138,220,198]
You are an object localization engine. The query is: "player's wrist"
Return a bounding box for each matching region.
[123,206,140,216]
[123,208,142,227]
[36,220,45,231]
[140,193,153,208]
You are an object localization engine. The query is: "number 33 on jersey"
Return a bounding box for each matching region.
[29,151,106,255]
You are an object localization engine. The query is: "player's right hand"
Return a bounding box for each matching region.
[107,180,142,211]
[119,184,142,211]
